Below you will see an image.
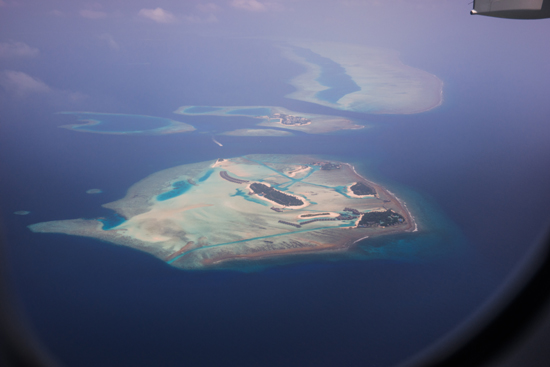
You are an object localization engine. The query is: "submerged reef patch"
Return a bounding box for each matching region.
[58,112,195,135]
[86,189,103,194]
[280,41,443,114]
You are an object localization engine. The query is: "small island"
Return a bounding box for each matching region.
[357,209,404,228]
[29,155,416,270]
[350,182,375,196]
[272,113,311,126]
[249,183,304,207]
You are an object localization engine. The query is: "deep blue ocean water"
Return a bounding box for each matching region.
[1,36,550,367]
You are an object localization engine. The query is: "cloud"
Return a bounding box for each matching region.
[138,8,176,23]
[0,41,39,58]
[98,33,120,51]
[231,0,268,12]
[0,70,88,103]
[0,70,51,97]
[196,3,222,12]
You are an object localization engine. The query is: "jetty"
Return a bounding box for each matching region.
[300,218,338,225]
[220,171,249,184]
[278,220,301,228]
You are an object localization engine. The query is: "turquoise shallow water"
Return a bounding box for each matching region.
[157,181,193,201]
[184,106,223,114]
[198,169,214,182]
[231,188,270,206]
[226,108,272,116]
[98,213,126,230]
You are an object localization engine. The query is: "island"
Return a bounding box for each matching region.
[175,105,364,134]
[349,182,375,196]
[249,183,305,207]
[29,155,416,270]
[272,113,311,126]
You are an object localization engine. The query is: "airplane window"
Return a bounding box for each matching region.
[1,1,549,366]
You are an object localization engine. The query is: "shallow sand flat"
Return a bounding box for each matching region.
[175,105,364,134]
[281,42,443,114]
[286,165,311,178]
[221,129,293,136]
[29,155,415,270]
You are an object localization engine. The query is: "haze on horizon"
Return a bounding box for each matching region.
[1,0,548,114]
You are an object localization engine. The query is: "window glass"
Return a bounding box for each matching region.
[1,2,549,366]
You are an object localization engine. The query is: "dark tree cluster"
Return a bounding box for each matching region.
[250,183,304,206]
[350,182,375,196]
[278,114,310,126]
[358,209,404,227]
[321,163,341,170]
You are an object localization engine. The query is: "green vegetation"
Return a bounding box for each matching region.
[321,163,341,170]
[350,182,375,196]
[250,183,304,206]
[358,209,404,227]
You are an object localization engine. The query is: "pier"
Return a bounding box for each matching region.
[278,220,301,228]
[220,171,249,184]
[300,218,338,225]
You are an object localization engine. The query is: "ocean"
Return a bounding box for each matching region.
[1,36,550,367]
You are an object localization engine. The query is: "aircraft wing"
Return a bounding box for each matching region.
[471,0,550,19]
